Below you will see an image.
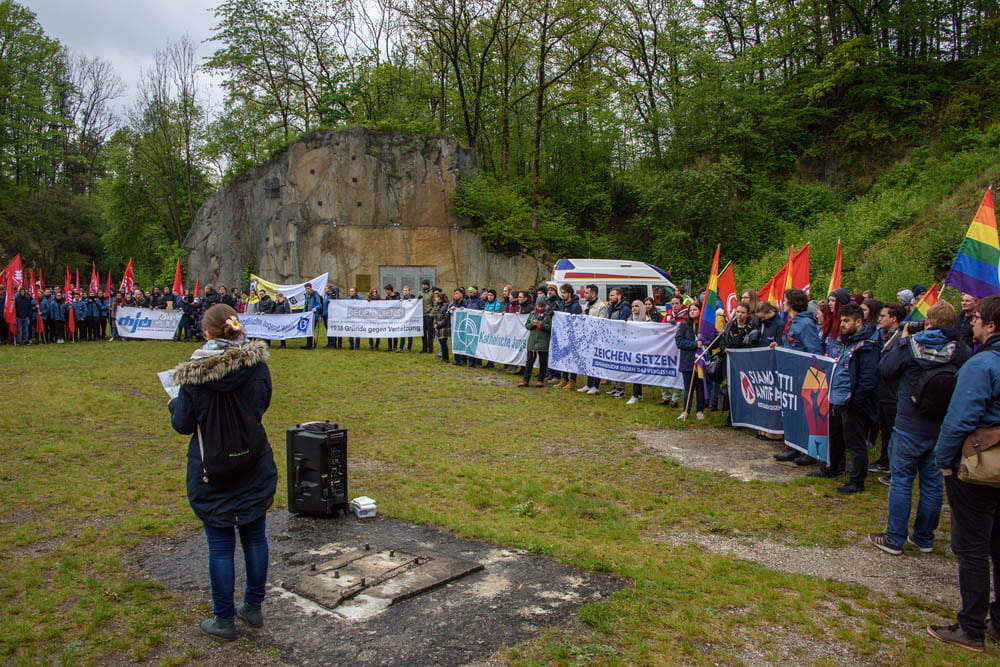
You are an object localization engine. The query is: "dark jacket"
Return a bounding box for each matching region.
[877,326,904,404]
[720,318,756,351]
[557,294,582,315]
[781,311,823,354]
[14,293,34,318]
[676,319,700,372]
[829,328,880,422]
[880,326,970,440]
[257,294,274,314]
[525,309,553,352]
[168,341,277,528]
[748,314,783,347]
[956,310,975,348]
[606,299,631,321]
[272,298,291,315]
[936,335,1000,470]
[432,302,451,339]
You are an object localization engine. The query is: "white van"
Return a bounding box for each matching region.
[551,259,677,305]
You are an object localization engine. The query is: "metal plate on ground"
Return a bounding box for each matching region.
[286,544,482,617]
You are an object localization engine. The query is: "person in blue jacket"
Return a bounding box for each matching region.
[71,292,89,342]
[928,295,1000,652]
[48,292,68,343]
[38,289,53,343]
[99,292,112,341]
[301,282,323,350]
[168,304,276,642]
[748,301,783,347]
[868,301,969,557]
[779,289,823,354]
[809,302,880,494]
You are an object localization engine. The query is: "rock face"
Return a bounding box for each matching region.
[185,128,546,291]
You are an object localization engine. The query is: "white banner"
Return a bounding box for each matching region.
[451,309,531,365]
[115,307,183,339]
[548,311,685,388]
[241,313,315,340]
[248,272,328,310]
[326,299,423,338]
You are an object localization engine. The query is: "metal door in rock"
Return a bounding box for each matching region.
[379,266,436,292]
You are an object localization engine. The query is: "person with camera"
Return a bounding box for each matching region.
[168,304,277,642]
[868,301,969,557]
[927,295,1000,652]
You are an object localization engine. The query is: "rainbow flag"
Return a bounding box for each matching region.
[945,188,999,298]
[905,283,939,322]
[699,245,722,341]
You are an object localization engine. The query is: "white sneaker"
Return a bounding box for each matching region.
[605,389,618,395]
[587,387,599,395]
[57,339,64,344]
[577,385,590,393]
[696,412,705,420]
[626,396,641,405]
[677,412,688,420]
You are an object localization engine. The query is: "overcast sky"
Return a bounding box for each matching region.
[25,0,225,114]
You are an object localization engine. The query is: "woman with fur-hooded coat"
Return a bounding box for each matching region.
[168,304,277,641]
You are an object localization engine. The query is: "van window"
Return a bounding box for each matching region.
[608,285,648,304]
[651,286,670,305]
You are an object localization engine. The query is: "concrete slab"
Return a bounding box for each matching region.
[137,512,624,665]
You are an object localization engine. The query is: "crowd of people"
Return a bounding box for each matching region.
[5,272,1000,651]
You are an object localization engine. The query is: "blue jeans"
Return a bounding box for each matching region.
[16,317,31,343]
[886,428,943,548]
[203,515,269,618]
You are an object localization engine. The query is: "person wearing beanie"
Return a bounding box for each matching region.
[897,289,915,314]
[912,285,927,303]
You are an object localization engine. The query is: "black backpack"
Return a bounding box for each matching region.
[910,361,959,420]
[196,389,268,486]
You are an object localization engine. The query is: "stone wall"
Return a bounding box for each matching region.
[184,128,547,291]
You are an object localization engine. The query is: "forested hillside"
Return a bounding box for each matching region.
[1,0,999,289]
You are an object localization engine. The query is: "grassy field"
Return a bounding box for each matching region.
[0,338,994,664]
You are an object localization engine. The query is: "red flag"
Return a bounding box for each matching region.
[3,254,22,334]
[194,278,201,297]
[718,262,737,318]
[172,259,183,295]
[89,261,99,292]
[105,270,112,298]
[827,239,842,296]
[75,267,80,291]
[64,266,75,336]
[759,244,810,304]
[119,258,135,294]
[29,269,44,334]
[792,243,810,295]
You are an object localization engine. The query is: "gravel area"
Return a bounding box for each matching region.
[652,531,959,608]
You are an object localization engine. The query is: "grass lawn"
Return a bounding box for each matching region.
[0,338,994,664]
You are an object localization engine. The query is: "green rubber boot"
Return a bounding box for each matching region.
[236,602,263,628]
[199,616,237,641]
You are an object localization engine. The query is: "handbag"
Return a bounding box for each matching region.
[958,425,1000,487]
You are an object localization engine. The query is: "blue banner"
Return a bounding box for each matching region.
[727,347,834,463]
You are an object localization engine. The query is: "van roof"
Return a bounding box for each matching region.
[553,259,675,286]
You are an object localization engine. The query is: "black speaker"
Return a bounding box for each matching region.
[286,421,348,516]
